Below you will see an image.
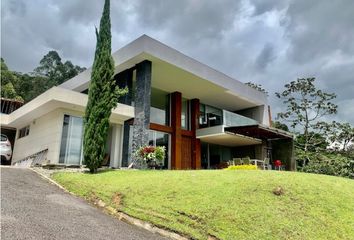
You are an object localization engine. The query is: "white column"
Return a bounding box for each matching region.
[110,124,123,168]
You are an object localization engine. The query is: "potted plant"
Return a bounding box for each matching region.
[136,145,166,169]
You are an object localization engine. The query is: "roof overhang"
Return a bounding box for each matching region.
[60,35,268,112]
[2,87,134,128]
[225,125,293,140]
[196,125,262,147]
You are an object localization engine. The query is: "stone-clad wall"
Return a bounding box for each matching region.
[131,60,152,167]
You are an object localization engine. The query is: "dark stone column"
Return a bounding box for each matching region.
[131,60,152,168]
[121,121,131,167]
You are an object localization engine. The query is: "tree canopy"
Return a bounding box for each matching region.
[34,50,85,86]
[276,78,337,164]
[1,52,85,103]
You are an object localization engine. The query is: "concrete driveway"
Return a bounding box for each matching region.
[1,167,167,240]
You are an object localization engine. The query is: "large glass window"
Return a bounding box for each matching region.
[150,88,170,126]
[126,128,170,169]
[148,130,170,169]
[199,103,223,128]
[59,115,84,165]
[181,98,190,130]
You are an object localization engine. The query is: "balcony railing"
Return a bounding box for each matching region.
[222,110,258,127]
[199,110,258,128]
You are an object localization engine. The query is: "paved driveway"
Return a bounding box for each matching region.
[1,167,167,240]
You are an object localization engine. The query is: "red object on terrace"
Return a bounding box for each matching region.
[274,160,282,167]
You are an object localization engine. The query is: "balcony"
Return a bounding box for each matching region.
[199,109,258,129]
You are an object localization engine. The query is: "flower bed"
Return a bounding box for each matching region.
[225,164,258,170]
[135,145,165,169]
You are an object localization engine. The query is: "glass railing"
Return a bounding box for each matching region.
[199,110,258,128]
[222,110,258,127]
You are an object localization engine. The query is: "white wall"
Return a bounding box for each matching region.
[12,108,125,166]
[12,109,63,164]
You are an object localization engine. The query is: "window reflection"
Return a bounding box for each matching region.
[199,103,223,128]
[150,88,170,126]
[59,115,84,165]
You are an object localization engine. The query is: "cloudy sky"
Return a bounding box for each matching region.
[2,0,354,126]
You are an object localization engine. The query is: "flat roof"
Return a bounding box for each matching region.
[60,35,268,111]
[2,87,134,128]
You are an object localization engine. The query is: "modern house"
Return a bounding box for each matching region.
[0,35,294,170]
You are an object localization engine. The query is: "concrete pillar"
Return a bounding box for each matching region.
[110,124,123,168]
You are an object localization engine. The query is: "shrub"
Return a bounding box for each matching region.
[224,164,258,170]
[302,153,354,179]
[135,145,166,168]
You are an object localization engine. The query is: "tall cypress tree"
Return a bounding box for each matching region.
[83,0,126,173]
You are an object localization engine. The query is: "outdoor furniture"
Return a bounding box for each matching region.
[250,159,262,168]
[233,158,242,165]
[274,160,283,170]
[263,157,270,170]
[242,157,250,165]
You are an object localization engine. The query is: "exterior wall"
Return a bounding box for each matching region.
[12,109,63,164]
[272,139,295,171]
[235,105,269,126]
[11,107,125,166]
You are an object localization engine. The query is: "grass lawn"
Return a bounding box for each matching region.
[52,170,354,240]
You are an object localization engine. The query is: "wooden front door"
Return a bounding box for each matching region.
[181,136,192,169]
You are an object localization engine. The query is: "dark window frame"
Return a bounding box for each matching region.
[18,125,30,139]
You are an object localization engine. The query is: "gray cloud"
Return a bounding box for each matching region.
[1,0,353,125]
[285,0,354,63]
[255,43,276,70]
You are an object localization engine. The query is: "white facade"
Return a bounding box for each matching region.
[3,87,134,166]
[1,35,274,167]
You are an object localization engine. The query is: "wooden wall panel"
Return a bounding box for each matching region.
[170,92,182,169]
[181,136,192,169]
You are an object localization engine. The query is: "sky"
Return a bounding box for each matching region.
[1,0,354,126]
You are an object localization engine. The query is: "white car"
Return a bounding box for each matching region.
[1,134,12,163]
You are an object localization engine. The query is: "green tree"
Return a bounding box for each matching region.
[276,78,337,166]
[328,122,354,152]
[0,58,23,101]
[245,82,268,96]
[83,0,126,173]
[272,121,289,131]
[13,73,50,102]
[34,51,86,86]
[1,52,85,103]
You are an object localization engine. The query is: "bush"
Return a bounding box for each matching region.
[302,153,354,179]
[135,145,166,168]
[224,164,258,170]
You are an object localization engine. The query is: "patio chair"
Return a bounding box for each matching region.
[262,157,270,170]
[233,158,242,165]
[242,157,250,165]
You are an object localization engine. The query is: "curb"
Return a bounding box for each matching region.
[30,168,189,240]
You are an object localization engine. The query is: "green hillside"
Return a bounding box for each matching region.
[53,170,354,239]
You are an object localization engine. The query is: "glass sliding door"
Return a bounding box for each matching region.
[59,115,84,165]
[148,130,170,169]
